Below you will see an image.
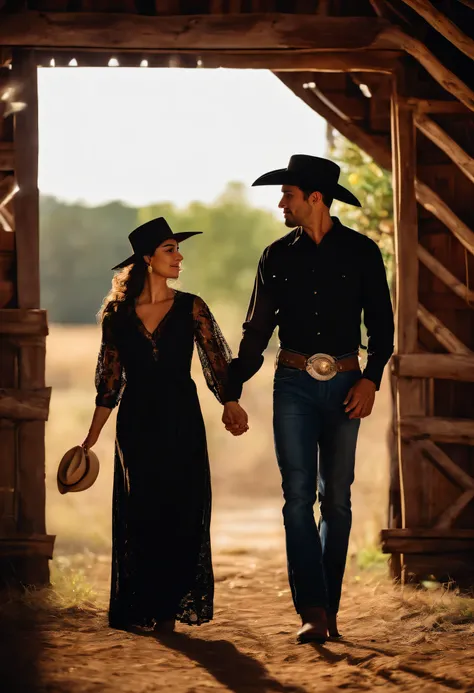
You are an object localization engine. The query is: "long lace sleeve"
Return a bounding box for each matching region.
[95,312,125,409]
[193,296,232,404]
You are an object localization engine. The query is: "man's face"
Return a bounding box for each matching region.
[278,185,313,227]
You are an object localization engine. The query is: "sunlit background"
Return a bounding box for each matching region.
[38,67,391,571]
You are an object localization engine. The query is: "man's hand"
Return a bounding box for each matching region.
[222,401,249,436]
[343,378,376,419]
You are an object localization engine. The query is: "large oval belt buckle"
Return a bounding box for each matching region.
[306,353,337,381]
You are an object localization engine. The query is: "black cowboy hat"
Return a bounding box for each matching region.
[111,217,201,270]
[252,154,361,207]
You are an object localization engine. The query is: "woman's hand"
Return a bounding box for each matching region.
[222,401,249,436]
[82,430,99,451]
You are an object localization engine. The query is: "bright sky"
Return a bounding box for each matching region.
[37,67,326,214]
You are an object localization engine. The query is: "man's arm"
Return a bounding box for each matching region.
[361,239,395,389]
[344,239,394,420]
[224,247,278,403]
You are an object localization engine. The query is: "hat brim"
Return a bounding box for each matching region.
[111,231,202,271]
[57,446,100,495]
[252,168,361,207]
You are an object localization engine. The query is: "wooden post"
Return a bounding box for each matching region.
[0,50,53,589]
[390,70,426,583]
[12,49,39,310]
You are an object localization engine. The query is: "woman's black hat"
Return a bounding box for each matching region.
[111,217,201,270]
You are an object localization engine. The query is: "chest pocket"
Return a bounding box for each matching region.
[322,265,361,306]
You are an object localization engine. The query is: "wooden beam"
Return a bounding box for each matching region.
[0,388,51,421]
[382,26,474,112]
[0,534,55,559]
[435,490,474,529]
[278,74,474,263]
[0,308,48,336]
[417,244,474,304]
[275,74,393,169]
[406,98,471,114]
[416,181,474,256]
[390,82,428,536]
[415,112,474,185]
[380,528,474,560]
[393,353,474,381]
[0,143,14,172]
[0,13,390,51]
[417,439,474,491]
[12,49,40,310]
[400,0,474,62]
[400,416,474,445]
[417,303,472,355]
[33,49,403,72]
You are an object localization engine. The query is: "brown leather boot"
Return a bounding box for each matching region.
[296,607,328,644]
[327,613,342,638]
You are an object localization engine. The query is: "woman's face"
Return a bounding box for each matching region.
[147,239,183,279]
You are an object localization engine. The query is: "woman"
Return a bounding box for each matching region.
[82,217,248,633]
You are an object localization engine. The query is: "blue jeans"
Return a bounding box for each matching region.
[273,365,361,615]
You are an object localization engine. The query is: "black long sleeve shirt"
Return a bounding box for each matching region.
[224,218,394,402]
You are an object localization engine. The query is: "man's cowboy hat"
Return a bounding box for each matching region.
[57,446,100,495]
[111,217,201,270]
[252,155,361,207]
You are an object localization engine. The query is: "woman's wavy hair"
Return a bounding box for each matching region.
[98,257,148,323]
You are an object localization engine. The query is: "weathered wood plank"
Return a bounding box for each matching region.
[382,528,474,538]
[391,82,427,534]
[381,534,474,554]
[417,303,472,355]
[393,353,474,381]
[435,489,474,530]
[0,534,55,558]
[33,49,402,72]
[12,49,40,310]
[415,112,474,185]
[0,13,390,51]
[0,143,14,172]
[417,439,474,491]
[400,416,474,445]
[400,0,474,61]
[0,308,48,335]
[415,180,474,256]
[406,98,471,114]
[276,74,393,169]
[382,26,474,112]
[417,244,474,304]
[0,388,51,421]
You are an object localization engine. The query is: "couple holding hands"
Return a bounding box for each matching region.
[78,154,394,644]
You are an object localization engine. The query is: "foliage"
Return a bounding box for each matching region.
[40,183,282,323]
[329,133,394,287]
[40,138,395,324]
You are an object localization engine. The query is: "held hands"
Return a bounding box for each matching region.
[343,378,376,419]
[222,401,249,436]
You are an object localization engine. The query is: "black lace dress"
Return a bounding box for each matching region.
[94,290,232,629]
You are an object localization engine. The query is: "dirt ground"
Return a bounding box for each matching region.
[2,504,474,693]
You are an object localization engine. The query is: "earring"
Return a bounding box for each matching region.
[147,264,153,274]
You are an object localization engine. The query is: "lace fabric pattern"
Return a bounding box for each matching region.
[193,296,232,404]
[94,292,231,630]
[95,312,126,409]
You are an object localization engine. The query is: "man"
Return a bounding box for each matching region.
[222,155,394,643]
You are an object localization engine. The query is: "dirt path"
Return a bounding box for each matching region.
[2,506,474,693]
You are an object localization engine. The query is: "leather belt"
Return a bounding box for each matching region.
[277,348,360,381]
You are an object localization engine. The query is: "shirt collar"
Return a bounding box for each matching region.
[289,217,342,247]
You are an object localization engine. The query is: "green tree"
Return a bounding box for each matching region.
[40,184,283,323]
[329,133,394,286]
